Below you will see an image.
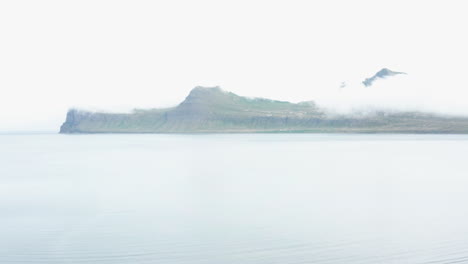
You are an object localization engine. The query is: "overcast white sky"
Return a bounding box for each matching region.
[1,0,467,131]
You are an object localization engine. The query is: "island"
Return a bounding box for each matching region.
[60,86,468,133]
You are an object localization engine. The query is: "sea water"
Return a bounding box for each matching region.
[1,133,468,263]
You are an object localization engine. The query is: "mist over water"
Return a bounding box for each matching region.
[2,134,468,263]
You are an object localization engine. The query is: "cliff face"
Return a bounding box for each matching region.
[60,86,468,133]
[59,109,93,133]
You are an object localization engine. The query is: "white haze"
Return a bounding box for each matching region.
[315,70,468,116]
[1,0,468,131]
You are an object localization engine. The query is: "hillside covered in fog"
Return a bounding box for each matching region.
[60,85,468,134]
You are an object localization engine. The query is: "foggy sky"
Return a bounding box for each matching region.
[1,0,467,131]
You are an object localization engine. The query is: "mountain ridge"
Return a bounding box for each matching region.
[363,68,407,87]
[60,86,468,134]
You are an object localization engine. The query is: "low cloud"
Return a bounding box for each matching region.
[312,69,468,116]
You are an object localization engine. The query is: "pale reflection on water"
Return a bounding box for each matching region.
[1,134,468,263]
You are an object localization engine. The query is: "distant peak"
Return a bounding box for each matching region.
[180,86,232,106]
[190,86,223,93]
[363,68,407,87]
[186,86,226,97]
[375,68,406,77]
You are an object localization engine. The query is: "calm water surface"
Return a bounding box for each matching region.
[1,134,468,263]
